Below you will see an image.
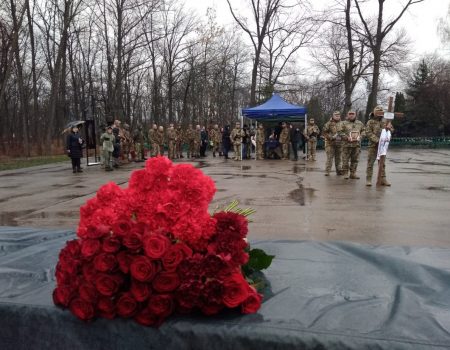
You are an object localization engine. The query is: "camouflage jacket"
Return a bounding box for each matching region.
[342,120,365,148]
[256,128,265,144]
[306,125,320,140]
[322,120,344,145]
[365,118,394,148]
[209,129,221,143]
[279,128,290,143]
[155,130,165,145]
[149,129,158,144]
[167,128,177,141]
[176,129,184,143]
[230,128,244,144]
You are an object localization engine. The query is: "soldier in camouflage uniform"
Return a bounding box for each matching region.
[122,123,132,162]
[209,124,221,157]
[149,124,159,157]
[365,105,394,186]
[186,125,195,158]
[322,111,344,176]
[230,122,244,161]
[305,118,320,161]
[156,125,165,156]
[167,123,177,160]
[279,122,290,160]
[175,125,184,159]
[256,124,265,160]
[341,110,365,179]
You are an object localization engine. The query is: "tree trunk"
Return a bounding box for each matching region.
[10,0,30,156]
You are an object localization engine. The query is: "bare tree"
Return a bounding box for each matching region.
[227,0,285,106]
[354,0,423,117]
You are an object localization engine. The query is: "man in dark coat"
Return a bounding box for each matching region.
[66,126,84,173]
[290,124,301,161]
[222,125,231,159]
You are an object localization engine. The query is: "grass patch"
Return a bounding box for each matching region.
[0,155,68,171]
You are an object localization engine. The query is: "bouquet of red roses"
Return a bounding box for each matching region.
[53,157,273,326]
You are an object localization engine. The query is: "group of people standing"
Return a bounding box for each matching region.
[69,106,394,187]
[305,105,393,186]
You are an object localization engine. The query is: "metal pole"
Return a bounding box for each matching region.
[304,113,308,159]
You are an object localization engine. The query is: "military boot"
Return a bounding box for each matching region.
[324,171,330,176]
[343,172,349,179]
[381,178,391,186]
[366,176,372,186]
[350,173,359,179]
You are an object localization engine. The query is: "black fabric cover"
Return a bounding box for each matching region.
[0,226,449,350]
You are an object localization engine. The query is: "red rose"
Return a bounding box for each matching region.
[95,273,121,296]
[94,253,117,272]
[79,283,98,303]
[57,256,80,275]
[130,280,152,302]
[152,272,180,293]
[86,224,110,239]
[241,288,263,314]
[53,285,74,307]
[123,231,143,250]
[112,219,132,236]
[116,293,138,318]
[97,297,115,319]
[134,307,161,327]
[143,234,171,259]
[55,267,72,286]
[69,298,95,321]
[148,294,174,318]
[81,239,101,259]
[102,236,121,253]
[117,251,133,273]
[63,239,81,257]
[130,256,157,282]
[82,262,97,282]
[222,273,249,308]
[162,243,192,271]
[201,303,223,316]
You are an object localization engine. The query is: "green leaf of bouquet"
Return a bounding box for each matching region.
[246,248,275,271]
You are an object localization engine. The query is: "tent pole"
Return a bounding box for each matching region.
[304,113,308,160]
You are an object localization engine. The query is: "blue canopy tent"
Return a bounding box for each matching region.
[240,94,308,159]
[241,94,307,122]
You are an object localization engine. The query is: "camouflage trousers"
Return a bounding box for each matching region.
[307,139,317,160]
[281,142,289,159]
[188,140,196,157]
[366,146,386,180]
[325,143,342,173]
[102,149,112,169]
[168,140,176,159]
[256,142,265,160]
[176,141,183,158]
[342,146,361,175]
[233,142,242,160]
[212,141,220,154]
[151,143,160,157]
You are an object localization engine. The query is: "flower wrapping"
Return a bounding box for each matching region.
[53,157,264,326]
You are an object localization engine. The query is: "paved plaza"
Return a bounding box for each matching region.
[1,148,449,247]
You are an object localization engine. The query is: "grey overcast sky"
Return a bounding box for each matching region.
[189,0,450,61]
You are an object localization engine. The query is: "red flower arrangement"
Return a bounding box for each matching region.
[53,157,272,326]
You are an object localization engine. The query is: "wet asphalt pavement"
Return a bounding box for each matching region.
[1,148,449,247]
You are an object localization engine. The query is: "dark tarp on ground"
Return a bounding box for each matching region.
[0,226,449,350]
[242,94,307,122]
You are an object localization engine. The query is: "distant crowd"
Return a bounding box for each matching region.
[66,105,393,186]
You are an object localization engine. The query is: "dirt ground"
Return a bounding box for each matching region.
[1,148,449,247]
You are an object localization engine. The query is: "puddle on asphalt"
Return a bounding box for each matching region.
[195,161,210,168]
[292,165,304,174]
[0,210,35,226]
[241,165,251,170]
[426,186,450,192]
[217,189,227,192]
[289,180,317,206]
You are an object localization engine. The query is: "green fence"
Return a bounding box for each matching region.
[317,136,450,149]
